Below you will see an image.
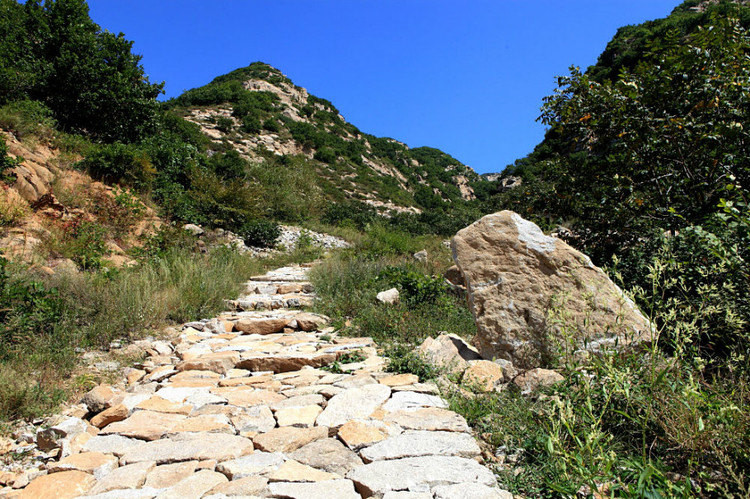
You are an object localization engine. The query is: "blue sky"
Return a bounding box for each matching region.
[88,0,682,174]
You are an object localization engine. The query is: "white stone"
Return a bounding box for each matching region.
[382,391,448,412]
[360,431,480,462]
[316,384,391,428]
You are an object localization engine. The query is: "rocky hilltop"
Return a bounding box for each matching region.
[168,63,484,215]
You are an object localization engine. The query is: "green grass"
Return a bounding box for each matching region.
[441,348,750,497]
[0,246,300,421]
[309,251,475,346]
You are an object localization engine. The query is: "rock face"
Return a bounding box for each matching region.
[452,210,651,367]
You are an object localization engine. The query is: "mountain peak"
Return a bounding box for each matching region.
[168,63,482,212]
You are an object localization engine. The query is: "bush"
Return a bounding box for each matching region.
[215,116,233,133]
[80,142,155,188]
[0,99,56,140]
[206,150,247,180]
[238,219,281,248]
[614,200,750,373]
[240,114,261,134]
[86,187,146,237]
[385,344,439,380]
[310,254,475,345]
[0,137,19,183]
[0,257,63,358]
[378,266,449,306]
[322,201,379,230]
[56,219,109,270]
[262,118,280,132]
[313,147,337,164]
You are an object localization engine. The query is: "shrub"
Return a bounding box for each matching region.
[0,137,19,184]
[614,200,750,373]
[313,147,337,164]
[215,116,233,133]
[80,142,155,188]
[321,201,379,230]
[262,118,280,132]
[238,219,281,248]
[359,223,421,257]
[206,150,247,180]
[240,114,261,134]
[385,344,439,380]
[137,225,197,259]
[58,219,109,270]
[378,266,448,306]
[310,254,475,345]
[0,99,56,140]
[0,257,63,358]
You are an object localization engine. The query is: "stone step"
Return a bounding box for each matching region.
[7,262,512,499]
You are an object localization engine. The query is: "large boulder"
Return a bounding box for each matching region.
[451,211,650,368]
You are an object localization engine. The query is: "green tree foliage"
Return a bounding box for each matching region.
[495,7,750,367]
[588,0,750,83]
[0,0,163,142]
[502,12,750,260]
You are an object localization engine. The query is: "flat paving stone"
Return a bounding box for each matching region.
[154,469,227,499]
[19,470,95,498]
[346,456,498,496]
[99,411,187,441]
[268,479,360,499]
[47,452,118,479]
[215,452,286,479]
[433,482,515,499]
[359,430,481,462]
[383,407,470,432]
[275,404,322,427]
[82,435,142,456]
[207,475,269,496]
[253,426,328,453]
[143,461,198,489]
[120,433,254,464]
[381,391,448,412]
[87,461,154,494]
[289,438,363,475]
[316,384,391,427]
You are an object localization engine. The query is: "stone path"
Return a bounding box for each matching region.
[7,264,512,498]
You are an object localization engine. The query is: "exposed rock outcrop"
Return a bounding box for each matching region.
[451,210,651,368]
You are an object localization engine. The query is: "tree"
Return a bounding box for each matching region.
[0,0,163,142]
[506,14,750,262]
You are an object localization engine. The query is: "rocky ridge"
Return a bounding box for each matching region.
[174,62,483,214]
[2,264,511,498]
